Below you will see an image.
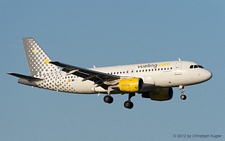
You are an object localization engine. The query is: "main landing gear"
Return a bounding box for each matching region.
[179,85,187,100]
[124,93,135,109]
[103,93,135,109]
[103,87,114,104]
[103,95,113,104]
[103,91,135,109]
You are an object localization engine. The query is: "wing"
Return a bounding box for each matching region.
[50,61,120,88]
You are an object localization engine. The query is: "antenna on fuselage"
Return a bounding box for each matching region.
[178,58,181,61]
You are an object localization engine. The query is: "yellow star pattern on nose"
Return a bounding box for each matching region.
[44,58,50,65]
[33,49,38,54]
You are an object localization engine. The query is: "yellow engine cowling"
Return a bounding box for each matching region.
[142,88,173,101]
[118,78,143,93]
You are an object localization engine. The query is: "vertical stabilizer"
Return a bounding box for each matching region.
[22,38,60,76]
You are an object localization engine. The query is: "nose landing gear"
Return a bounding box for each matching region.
[179,85,187,100]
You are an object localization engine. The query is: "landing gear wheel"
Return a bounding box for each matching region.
[179,85,187,100]
[124,101,134,109]
[104,95,113,104]
[180,95,187,100]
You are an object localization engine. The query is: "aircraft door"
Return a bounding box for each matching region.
[175,62,182,75]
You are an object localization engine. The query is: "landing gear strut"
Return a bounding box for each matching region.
[179,85,187,100]
[124,93,135,109]
[104,87,113,104]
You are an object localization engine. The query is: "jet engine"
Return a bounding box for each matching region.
[142,87,173,101]
[118,78,143,93]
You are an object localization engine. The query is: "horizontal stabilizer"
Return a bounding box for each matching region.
[7,73,43,81]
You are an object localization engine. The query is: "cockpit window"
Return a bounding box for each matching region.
[198,65,204,68]
[190,64,204,69]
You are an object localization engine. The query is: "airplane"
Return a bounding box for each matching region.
[8,38,212,109]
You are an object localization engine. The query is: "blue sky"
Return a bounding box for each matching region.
[1,0,225,141]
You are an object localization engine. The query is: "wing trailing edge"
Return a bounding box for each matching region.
[50,61,120,82]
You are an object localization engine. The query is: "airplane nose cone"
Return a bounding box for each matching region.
[204,70,213,81]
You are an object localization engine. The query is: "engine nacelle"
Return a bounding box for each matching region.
[142,87,173,101]
[118,78,143,93]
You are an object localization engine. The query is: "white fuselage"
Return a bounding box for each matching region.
[8,38,213,109]
[34,60,212,94]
